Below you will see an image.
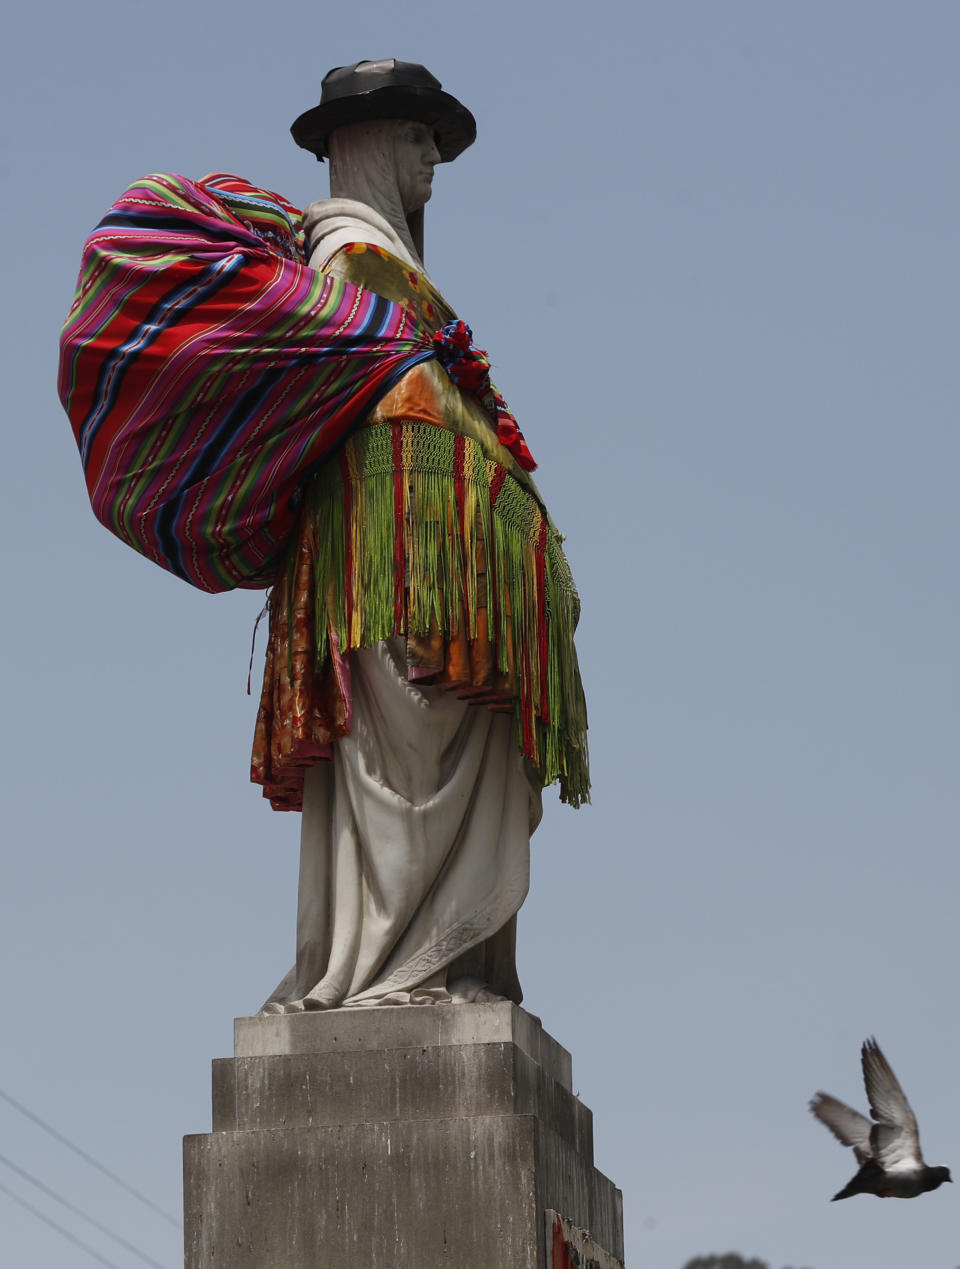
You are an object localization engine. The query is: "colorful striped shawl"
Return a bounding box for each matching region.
[58,172,438,592]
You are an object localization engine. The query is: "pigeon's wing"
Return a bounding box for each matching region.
[809,1092,874,1162]
[861,1037,923,1171]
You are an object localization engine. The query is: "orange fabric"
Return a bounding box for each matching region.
[250,527,349,810]
[367,360,446,427]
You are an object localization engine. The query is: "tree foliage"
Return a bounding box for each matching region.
[683,1257,813,1269]
[684,1257,768,1269]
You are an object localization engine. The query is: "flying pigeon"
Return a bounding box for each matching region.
[809,1037,952,1200]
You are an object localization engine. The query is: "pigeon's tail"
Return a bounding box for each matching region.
[831,1160,885,1201]
[832,1180,863,1202]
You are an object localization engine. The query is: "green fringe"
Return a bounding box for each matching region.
[303,422,589,806]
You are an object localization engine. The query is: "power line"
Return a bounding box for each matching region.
[0,1086,181,1228]
[0,1151,171,1269]
[0,1178,125,1269]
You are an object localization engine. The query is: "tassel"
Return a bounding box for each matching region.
[302,420,589,805]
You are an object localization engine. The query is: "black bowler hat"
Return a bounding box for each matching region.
[291,59,477,162]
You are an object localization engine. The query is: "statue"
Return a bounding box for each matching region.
[58,60,588,1015]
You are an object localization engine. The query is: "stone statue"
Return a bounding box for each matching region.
[254,61,588,1012]
[59,60,588,1015]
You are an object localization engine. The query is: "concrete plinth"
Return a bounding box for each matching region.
[184,1002,624,1268]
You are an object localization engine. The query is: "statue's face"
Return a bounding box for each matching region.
[393,121,442,214]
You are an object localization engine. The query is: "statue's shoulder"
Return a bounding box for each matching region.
[303,197,452,331]
[325,241,453,334]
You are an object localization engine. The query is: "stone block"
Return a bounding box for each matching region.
[211,1042,596,1164]
[233,1000,573,1090]
[185,1004,624,1268]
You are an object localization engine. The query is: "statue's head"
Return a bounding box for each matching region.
[294,61,475,262]
[291,60,476,165]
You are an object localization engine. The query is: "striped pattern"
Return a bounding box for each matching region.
[58,173,436,591]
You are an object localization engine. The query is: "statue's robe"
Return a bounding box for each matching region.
[256,207,587,1008]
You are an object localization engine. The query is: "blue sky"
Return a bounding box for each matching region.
[2,3,959,1267]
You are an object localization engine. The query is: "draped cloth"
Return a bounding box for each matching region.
[58,170,588,1011]
[58,173,434,592]
[58,172,535,593]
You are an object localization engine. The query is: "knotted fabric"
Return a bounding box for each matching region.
[432,320,536,471]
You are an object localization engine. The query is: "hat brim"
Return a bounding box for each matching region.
[291,85,476,162]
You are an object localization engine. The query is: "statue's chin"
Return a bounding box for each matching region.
[401,183,432,214]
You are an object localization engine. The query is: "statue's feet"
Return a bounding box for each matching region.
[258,991,338,1016]
[257,975,505,1015]
[260,983,342,1014]
[447,975,505,1004]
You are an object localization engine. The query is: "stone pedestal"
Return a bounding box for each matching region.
[184,1003,624,1268]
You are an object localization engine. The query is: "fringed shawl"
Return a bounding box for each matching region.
[307,419,588,805]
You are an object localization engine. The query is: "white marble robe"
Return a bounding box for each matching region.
[269,641,540,1010]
